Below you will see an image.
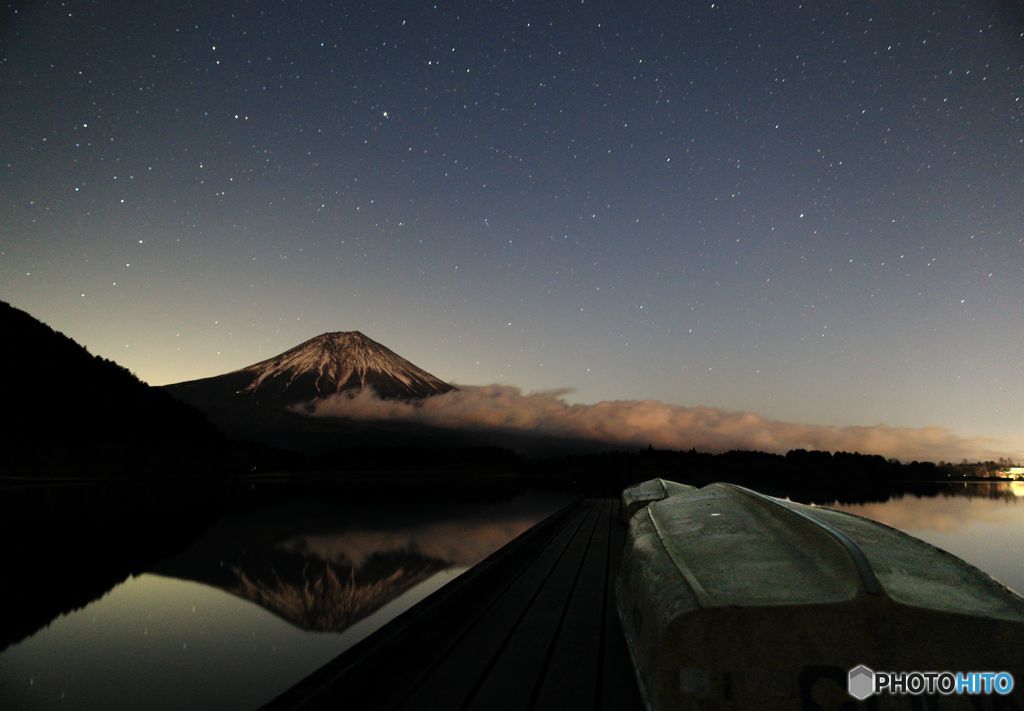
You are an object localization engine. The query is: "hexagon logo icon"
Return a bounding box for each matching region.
[848,665,875,700]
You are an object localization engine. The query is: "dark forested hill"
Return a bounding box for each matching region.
[0,300,224,475]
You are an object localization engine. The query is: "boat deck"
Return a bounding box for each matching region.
[265,498,643,710]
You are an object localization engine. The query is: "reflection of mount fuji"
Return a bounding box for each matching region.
[152,495,549,633]
[169,544,447,632]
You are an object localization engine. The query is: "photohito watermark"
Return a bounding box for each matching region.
[847,665,1015,700]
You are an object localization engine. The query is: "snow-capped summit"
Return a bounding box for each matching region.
[243,331,453,402]
[166,331,454,407]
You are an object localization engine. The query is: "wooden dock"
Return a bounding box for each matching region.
[264,498,643,710]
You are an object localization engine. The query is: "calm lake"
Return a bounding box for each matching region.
[0,481,1021,710]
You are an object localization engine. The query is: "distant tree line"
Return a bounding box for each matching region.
[302,442,991,502]
[531,447,952,500]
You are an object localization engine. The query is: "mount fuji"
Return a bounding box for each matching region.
[162,331,464,454]
[166,331,454,408]
[163,331,593,457]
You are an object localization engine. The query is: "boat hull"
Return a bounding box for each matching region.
[616,483,1024,710]
[621,478,696,522]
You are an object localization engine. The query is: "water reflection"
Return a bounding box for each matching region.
[152,496,554,633]
[0,488,567,710]
[834,491,1017,533]
[0,570,475,711]
[1,480,1021,710]
[827,482,1024,594]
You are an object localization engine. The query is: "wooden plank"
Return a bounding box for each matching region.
[598,499,644,711]
[268,500,589,711]
[394,500,603,711]
[532,498,613,710]
[464,500,608,711]
[266,499,644,711]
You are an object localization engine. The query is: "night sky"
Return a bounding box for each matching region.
[2,1,1022,455]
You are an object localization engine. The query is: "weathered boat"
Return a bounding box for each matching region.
[620,477,695,522]
[617,482,1024,710]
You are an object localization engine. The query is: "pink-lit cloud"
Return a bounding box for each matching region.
[303,385,1020,463]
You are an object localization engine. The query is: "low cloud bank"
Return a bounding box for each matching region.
[305,385,1016,463]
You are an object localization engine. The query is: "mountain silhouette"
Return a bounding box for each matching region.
[0,300,224,475]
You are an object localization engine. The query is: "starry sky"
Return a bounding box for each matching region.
[2,1,1023,454]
